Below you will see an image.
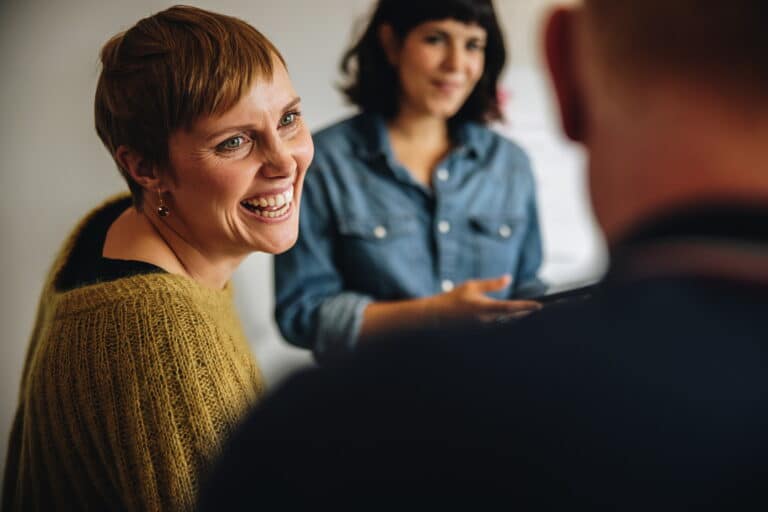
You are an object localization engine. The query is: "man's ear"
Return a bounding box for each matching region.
[378,24,400,67]
[544,7,586,142]
[115,145,163,192]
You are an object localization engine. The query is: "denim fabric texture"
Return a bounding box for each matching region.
[274,113,545,361]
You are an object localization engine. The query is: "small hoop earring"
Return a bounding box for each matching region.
[156,190,169,217]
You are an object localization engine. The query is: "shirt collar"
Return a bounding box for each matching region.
[354,112,486,162]
[354,113,392,162]
[451,121,485,160]
[614,203,768,249]
[607,203,768,285]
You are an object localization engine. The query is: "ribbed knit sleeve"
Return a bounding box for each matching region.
[4,274,264,511]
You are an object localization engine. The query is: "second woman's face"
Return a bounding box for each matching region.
[163,61,314,259]
[394,18,487,119]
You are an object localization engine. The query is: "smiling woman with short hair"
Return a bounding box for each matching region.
[2,5,313,510]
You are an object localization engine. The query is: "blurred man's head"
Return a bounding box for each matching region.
[579,1,767,97]
[544,1,768,243]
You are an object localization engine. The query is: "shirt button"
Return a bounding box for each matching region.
[441,280,455,292]
[373,225,387,239]
[436,168,450,181]
[437,220,451,234]
[498,224,512,238]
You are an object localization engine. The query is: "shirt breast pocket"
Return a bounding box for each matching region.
[469,214,525,287]
[336,214,424,297]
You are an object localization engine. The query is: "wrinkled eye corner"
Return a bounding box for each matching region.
[279,111,301,128]
[217,135,246,152]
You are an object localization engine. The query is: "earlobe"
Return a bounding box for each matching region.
[378,24,400,67]
[544,7,586,142]
[115,145,163,192]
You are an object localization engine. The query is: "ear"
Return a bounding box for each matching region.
[378,24,400,67]
[115,145,164,192]
[544,7,586,142]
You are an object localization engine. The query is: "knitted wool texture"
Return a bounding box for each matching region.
[3,198,265,511]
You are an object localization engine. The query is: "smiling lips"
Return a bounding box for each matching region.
[241,187,294,218]
[432,80,464,93]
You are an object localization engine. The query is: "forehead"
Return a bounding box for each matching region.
[189,63,297,134]
[411,18,487,38]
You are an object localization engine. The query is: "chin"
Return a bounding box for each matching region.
[426,101,463,119]
[251,232,297,255]
[269,233,299,255]
[254,220,300,255]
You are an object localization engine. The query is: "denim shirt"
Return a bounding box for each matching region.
[274,113,545,362]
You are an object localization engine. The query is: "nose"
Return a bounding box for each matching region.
[258,135,296,180]
[442,43,464,71]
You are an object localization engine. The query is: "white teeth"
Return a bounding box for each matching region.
[258,203,290,218]
[243,187,294,216]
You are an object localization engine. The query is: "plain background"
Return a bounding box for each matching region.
[0,0,604,487]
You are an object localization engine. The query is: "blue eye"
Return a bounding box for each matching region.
[218,136,246,152]
[280,111,300,127]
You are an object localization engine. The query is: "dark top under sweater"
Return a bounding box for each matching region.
[55,196,165,292]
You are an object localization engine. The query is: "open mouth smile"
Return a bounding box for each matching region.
[240,187,294,219]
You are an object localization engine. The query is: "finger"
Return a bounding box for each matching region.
[478,310,536,324]
[468,274,512,293]
[473,298,543,314]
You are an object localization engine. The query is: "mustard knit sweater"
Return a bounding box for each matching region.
[2,197,265,511]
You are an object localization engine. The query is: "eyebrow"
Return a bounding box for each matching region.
[204,96,302,142]
[429,29,487,42]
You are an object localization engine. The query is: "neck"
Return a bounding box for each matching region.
[587,85,768,245]
[388,106,450,148]
[386,107,453,186]
[104,207,243,290]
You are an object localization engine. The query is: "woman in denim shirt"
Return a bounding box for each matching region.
[275,0,544,362]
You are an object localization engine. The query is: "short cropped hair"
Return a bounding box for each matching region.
[95,5,284,207]
[340,0,506,124]
[583,0,768,98]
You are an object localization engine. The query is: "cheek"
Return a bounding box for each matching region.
[293,132,315,173]
[402,47,438,77]
[469,57,485,81]
[178,163,249,201]
[399,68,427,101]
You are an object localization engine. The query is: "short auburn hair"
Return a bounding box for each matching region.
[583,0,768,98]
[339,0,506,125]
[95,5,284,207]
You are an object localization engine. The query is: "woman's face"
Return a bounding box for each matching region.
[162,62,314,258]
[392,18,487,119]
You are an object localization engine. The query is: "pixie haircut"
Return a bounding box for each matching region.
[95,5,284,207]
[340,0,506,124]
[584,0,768,98]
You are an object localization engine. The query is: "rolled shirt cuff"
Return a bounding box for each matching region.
[515,277,548,299]
[314,292,373,364]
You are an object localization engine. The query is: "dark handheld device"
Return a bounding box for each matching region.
[489,281,600,324]
[530,282,599,306]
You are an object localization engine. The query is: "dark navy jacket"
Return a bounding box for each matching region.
[207,205,768,509]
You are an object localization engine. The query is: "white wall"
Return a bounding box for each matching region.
[0,0,605,487]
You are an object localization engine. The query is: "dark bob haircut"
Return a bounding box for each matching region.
[340,0,506,124]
